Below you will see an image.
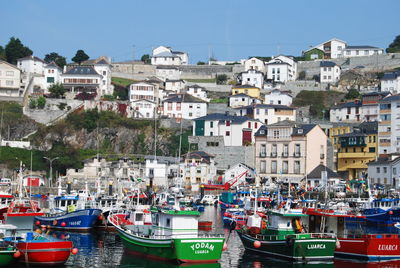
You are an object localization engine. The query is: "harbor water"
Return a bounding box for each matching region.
[15,206,400,268]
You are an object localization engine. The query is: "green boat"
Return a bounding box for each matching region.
[0,224,17,267]
[237,208,336,261]
[108,206,225,263]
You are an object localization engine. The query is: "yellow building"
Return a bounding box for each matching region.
[332,122,378,180]
[231,85,261,99]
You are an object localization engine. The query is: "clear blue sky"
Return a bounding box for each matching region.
[2,0,399,64]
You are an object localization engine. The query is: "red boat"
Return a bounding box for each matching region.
[16,235,74,265]
[0,193,14,221]
[304,208,400,261]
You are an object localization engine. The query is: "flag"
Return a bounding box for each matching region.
[345,182,352,192]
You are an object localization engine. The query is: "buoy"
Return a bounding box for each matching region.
[389,211,394,215]
[71,248,78,255]
[60,234,66,240]
[224,212,229,217]
[35,229,42,234]
[253,240,261,248]
[222,242,228,251]
[53,220,58,225]
[98,215,103,221]
[13,251,21,258]
[253,261,261,268]
[35,221,41,226]
[61,222,67,227]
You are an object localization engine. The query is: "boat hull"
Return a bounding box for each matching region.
[17,240,73,265]
[0,248,16,267]
[237,231,336,261]
[116,227,224,263]
[335,234,400,261]
[35,209,102,231]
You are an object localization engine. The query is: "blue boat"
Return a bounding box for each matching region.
[35,195,102,231]
[362,198,400,225]
[219,192,244,210]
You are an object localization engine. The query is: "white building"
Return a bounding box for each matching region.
[193,113,263,146]
[131,99,157,119]
[378,95,400,154]
[361,92,390,122]
[222,163,255,184]
[129,82,160,104]
[381,71,400,93]
[243,57,266,73]
[240,69,264,89]
[305,38,347,59]
[228,93,261,108]
[92,57,113,96]
[320,61,341,83]
[342,46,384,58]
[156,66,181,81]
[17,55,45,75]
[264,89,293,106]
[145,156,178,187]
[61,66,102,98]
[151,46,188,65]
[368,156,400,188]
[185,84,209,102]
[330,101,362,122]
[162,93,207,119]
[43,62,62,92]
[234,104,296,125]
[180,151,217,186]
[0,60,22,97]
[266,55,297,83]
[165,79,185,92]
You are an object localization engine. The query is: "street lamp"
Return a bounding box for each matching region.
[43,157,59,188]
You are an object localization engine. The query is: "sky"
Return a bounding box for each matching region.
[1,0,399,64]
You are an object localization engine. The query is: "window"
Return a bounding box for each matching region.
[6,80,13,86]
[226,131,230,136]
[294,161,300,174]
[47,77,54,83]
[226,121,230,126]
[273,130,279,138]
[295,144,300,156]
[282,161,288,174]
[383,167,387,173]
[271,161,277,173]
[210,121,214,128]
[6,71,13,76]
[283,144,288,157]
[260,161,266,173]
[167,102,172,111]
[394,168,397,175]
[377,167,380,173]
[210,131,213,136]
[248,122,251,128]
[260,144,266,157]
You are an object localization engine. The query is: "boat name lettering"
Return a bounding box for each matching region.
[378,245,398,251]
[190,242,214,253]
[307,244,326,249]
[69,221,81,226]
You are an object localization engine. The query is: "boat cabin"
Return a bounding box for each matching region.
[51,195,89,212]
[151,208,200,238]
[0,193,13,208]
[264,210,307,236]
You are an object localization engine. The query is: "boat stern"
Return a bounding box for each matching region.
[173,237,225,263]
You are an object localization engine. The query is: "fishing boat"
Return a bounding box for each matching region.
[362,198,400,225]
[35,194,102,231]
[236,207,336,261]
[108,205,225,263]
[219,192,243,210]
[0,193,14,221]
[304,207,400,261]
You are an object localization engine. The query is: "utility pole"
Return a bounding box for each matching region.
[44,157,59,188]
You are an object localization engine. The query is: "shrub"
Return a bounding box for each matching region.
[37,96,46,109]
[216,74,228,85]
[29,98,37,109]
[57,102,67,110]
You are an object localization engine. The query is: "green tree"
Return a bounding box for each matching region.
[37,96,46,109]
[345,88,360,99]
[386,35,400,53]
[48,83,66,98]
[4,37,33,64]
[141,54,151,64]
[216,74,228,85]
[71,49,89,64]
[0,46,5,60]
[197,61,206,65]
[44,52,67,68]
[29,98,37,109]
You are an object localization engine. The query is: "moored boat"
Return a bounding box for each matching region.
[108,205,225,263]
[237,208,336,261]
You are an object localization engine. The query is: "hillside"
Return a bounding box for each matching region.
[292,90,346,118]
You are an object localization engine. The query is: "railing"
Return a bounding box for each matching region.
[294,152,301,158]
[259,152,266,157]
[271,152,277,158]
[282,152,288,158]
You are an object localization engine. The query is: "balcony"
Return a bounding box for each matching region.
[320,154,325,159]
[378,131,391,136]
[259,152,266,158]
[293,152,301,158]
[337,152,376,159]
[282,152,289,158]
[294,169,300,174]
[271,152,277,158]
[282,170,288,174]
[380,120,391,125]
[380,109,391,114]
[379,142,391,147]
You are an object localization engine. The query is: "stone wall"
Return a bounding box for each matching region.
[188,136,255,171]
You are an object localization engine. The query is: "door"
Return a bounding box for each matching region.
[242,130,252,145]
